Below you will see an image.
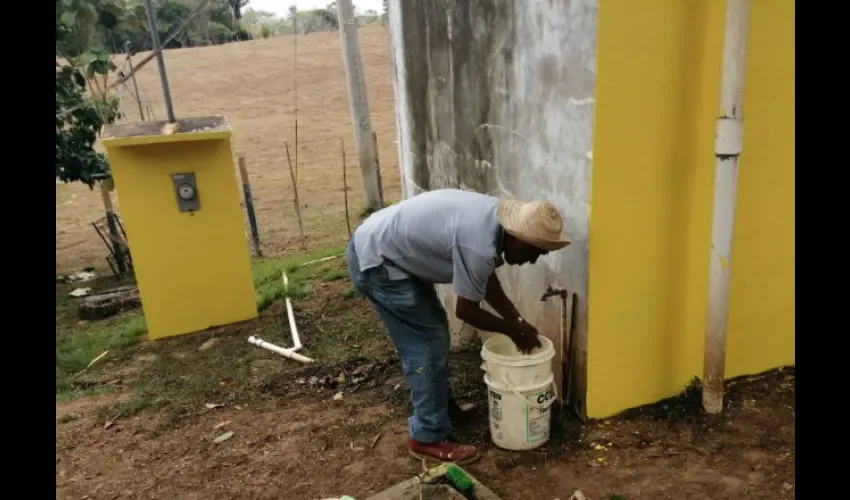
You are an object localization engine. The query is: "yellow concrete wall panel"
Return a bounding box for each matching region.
[588,0,793,418]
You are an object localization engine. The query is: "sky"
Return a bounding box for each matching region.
[246,0,384,18]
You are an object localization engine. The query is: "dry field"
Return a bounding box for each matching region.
[56,25,400,273]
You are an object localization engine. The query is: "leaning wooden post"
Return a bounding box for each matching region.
[124,41,145,122]
[284,142,307,250]
[237,157,263,257]
[341,138,352,238]
[100,179,126,274]
[371,131,384,205]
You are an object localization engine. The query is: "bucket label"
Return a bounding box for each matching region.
[489,389,502,427]
[526,386,555,443]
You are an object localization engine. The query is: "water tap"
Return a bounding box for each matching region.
[540,285,567,301]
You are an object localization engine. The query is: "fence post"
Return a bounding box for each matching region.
[238,157,263,257]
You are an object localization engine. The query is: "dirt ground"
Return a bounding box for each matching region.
[56,26,400,273]
[56,267,795,500]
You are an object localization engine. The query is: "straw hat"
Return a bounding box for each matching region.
[497,198,571,251]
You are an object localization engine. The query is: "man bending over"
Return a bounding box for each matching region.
[345,188,570,464]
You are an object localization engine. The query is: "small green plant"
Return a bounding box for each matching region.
[342,287,359,299]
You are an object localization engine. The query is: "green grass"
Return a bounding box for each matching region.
[252,246,346,310]
[324,268,347,281]
[96,391,170,419]
[55,288,148,399]
[281,246,346,272]
[56,245,363,417]
[56,385,115,404]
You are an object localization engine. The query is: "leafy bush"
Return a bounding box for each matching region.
[205,21,234,44]
[55,64,121,187]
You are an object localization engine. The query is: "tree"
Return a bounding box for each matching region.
[154,0,192,48]
[359,9,379,25]
[241,9,278,38]
[56,0,142,187]
[226,0,249,29]
[56,0,146,58]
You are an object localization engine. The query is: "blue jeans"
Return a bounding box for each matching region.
[346,237,452,443]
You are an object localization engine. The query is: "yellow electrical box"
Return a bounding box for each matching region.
[101,116,257,340]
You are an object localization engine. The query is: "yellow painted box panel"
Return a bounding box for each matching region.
[588,0,794,418]
[102,117,257,340]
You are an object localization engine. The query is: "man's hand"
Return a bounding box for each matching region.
[456,274,543,354]
[506,319,542,354]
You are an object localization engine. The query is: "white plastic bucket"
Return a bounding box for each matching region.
[485,373,557,450]
[480,335,556,390]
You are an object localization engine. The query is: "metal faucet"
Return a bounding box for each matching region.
[540,285,567,301]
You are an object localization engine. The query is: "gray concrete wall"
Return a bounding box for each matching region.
[388,0,597,418]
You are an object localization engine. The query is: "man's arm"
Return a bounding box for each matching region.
[455,273,542,353]
[451,248,531,340]
[455,295,513,334]
[483,273,521,323]
[454,274,521,333]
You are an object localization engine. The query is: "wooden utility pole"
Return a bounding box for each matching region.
[336,0,383,212]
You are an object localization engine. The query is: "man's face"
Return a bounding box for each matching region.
[504,238,548,266]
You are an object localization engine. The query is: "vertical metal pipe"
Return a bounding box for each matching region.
[143,0,176,123]
[702,0,751,415]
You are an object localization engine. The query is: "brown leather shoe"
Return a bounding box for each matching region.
[408,439,481,465]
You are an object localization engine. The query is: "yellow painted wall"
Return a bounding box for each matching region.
[587,0,794,418]
[103,129,257,340]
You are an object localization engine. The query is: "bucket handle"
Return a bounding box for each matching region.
[503,373,558,410]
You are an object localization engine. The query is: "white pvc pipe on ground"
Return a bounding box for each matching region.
[703,0,751,415]
[246,270,314,364]
[282,271,302,349]
[248,336,314,363]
